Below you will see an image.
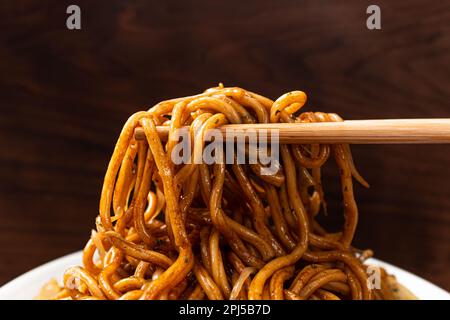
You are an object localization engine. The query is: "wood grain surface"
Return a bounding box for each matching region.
[0,0,449,290]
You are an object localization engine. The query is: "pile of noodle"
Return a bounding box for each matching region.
[37,85,415,300]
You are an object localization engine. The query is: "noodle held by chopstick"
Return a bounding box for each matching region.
[38,85,411,300]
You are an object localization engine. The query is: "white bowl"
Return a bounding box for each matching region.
[0,251,448,300]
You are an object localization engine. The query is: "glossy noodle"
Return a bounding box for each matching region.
[37,85,412,300]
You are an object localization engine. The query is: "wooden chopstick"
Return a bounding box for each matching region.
[134,119,450,144]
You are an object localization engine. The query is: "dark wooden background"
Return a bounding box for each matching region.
[1,0,449,290]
